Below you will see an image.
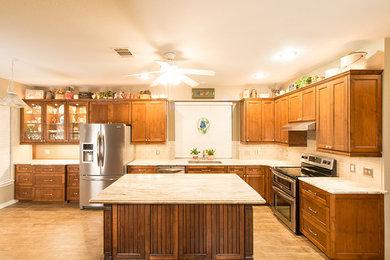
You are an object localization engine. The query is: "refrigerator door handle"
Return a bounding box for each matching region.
[82,177,118,181]
[96,131,101,167]
[101,133,105,167]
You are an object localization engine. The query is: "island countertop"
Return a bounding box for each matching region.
[90,173,266,204]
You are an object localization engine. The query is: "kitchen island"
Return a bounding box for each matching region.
[90,174,265,260]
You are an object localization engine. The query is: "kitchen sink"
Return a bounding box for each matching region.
[188,160,222,164]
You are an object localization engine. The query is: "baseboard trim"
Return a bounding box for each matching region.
[0,199,18,209]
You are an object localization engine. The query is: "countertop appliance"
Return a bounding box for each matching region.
[271,154,337,233]
[156,165,185,174]
[80,124,131,209]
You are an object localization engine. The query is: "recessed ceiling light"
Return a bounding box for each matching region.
[253,72,265,79]
[277,48,299,61]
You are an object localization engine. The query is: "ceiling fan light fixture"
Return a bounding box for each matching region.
[253,72,265,79]
[139,73,150,80]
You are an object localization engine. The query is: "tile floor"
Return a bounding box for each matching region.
[0,202,328,259]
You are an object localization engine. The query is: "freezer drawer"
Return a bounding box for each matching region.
[80,175,120,209]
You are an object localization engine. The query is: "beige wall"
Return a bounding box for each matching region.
[0,78,31,205]
[383,38,390,260]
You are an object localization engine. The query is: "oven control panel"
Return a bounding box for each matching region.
[301,154,335,170]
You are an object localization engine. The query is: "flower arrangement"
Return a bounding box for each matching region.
[205,149,216,160]
[190,148,200,160]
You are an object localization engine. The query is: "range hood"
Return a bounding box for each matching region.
[282,121,316,131]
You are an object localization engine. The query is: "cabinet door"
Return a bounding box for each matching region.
[246,173,265,198]
[109,102,131,124]
[331,76,348,152]
[316,84,332,149]
[280,97,289,144]
[302,87,316,121]
[288,92,302,122]
[131,102,148,142]
[274,99,281,142]
[245,101,262,142]
[262,100,275,141]
[21,102,44,144]
[148,101,166,142]
[89,102,109,123]
[45,102,66,142]
[68,102,88,143]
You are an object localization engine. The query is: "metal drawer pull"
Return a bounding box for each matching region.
[73,192,78,195]
[307,189,317,196]
[22,178,28,181]
[233,169,240,172]
[308,228,318,237]
[308,206,318,214]
[44,193,53,196]
[22,192,28,195]
[44,179,53,182]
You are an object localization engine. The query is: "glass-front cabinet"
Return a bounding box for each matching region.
[45,102,66,142]
[68,101,88,142]
[21,102,44,143]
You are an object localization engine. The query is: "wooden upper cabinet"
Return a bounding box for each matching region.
[301,87,316,121]
[242,100,262,142]
[89,102,109,123]
[89,101,131,124]
[280,97,289,144]
[20,101,44,144]
[316,70,382,156]
[274,99,281,142]
[288,92,302,122]
[132,100,166,143]
[261,100,275,142]
[289,86,315,122]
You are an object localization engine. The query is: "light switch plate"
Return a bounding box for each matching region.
[350,164,355,173]
[363,167,374,177]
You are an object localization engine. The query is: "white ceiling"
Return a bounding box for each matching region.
[0,0,390,88]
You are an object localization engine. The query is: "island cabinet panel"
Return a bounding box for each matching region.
[179,205,212,259]
[104,204,254,260]
[245,166,266,199]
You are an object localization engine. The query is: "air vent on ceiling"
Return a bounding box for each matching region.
[113,48,133,58]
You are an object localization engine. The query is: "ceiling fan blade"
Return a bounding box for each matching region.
[124,71,162,77]
[156,61,170,71]
[179,68,215,76]
[180,74,199,87]
[150,74,165,87]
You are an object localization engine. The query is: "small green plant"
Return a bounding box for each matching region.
[205,149,216,155]
[190,148,200,155]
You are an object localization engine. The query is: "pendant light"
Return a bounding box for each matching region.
[0,59,28,108]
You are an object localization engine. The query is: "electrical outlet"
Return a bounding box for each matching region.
[44,149,51,155]
[363,167,374,177]
[156,150,160,155]
[350,164,356,173]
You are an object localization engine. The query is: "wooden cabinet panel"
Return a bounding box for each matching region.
[15,173,33,186]
[186,166,226,174]
[288,92,302,122]
[262,100,275,141]
[300,182,329,206]
[246,174,265,198]
[301,215,329,253]
[67,173,79,186]
[300,195,330,231]
[67,187,79,201]
[89,102,109,123]
[15,186,33,200]
[109,102,131,124]
[349,75,382,154]
[331,76,348,151]
[227,166,245,174]
[301,87,316,121]
[245,101,262,142]
[127,166,157,174]
[131,102,148,142]
[34,174,65,186]
[33,165,65,174]
[274,99,281,142]
[15,164,33,173]
[33,188,65,201]
[67,165,79,173]
[20,102,44,144]
[246,166,264,174]
[148,101,166,142]
[280,97,289,144]
[316,83,332,149]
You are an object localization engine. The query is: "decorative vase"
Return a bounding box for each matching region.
[207,155,215,160]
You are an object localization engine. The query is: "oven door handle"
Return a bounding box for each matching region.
[272,186,294,202]
[272,170,294,183]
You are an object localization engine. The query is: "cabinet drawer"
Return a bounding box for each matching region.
[67,187,79,201]
[186,166,226,173]
[66,165,79,173]
[227,166,245,174]
[15,165,33,173]
[301,215,329,253]
[33,188,65,201]
[300,194,329,231]
[15,173,33,185]
[33,165,65,174]
[67,173,79,186]
[246,166,265,175]
[127,166,157,174]
[34,174,65,186]
[15,186,33,200]
[300,182,329,206]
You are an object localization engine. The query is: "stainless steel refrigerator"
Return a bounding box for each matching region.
[79,124,132,209]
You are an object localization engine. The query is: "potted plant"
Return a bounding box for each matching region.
[190,148,200,160]
[205,149,216,160]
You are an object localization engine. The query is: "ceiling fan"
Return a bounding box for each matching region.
[124,52,215,87]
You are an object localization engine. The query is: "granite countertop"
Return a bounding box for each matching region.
[299,177,387,195]
[15,160,79,165]
[128,159,298,167]
[90,174,266,204]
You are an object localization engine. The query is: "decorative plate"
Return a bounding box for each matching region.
[198,118,210,134]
